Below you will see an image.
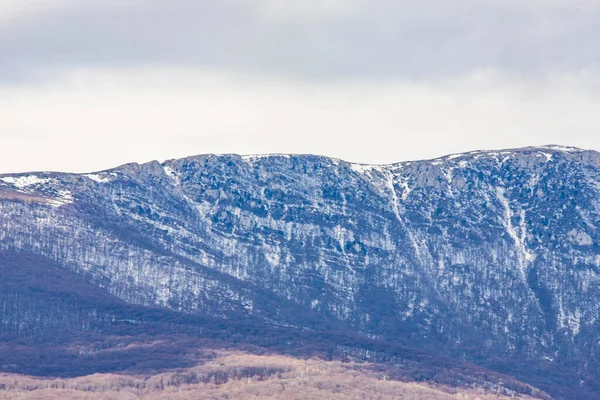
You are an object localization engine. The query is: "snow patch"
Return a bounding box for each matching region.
[539,152,553,162]
[241,154,291,163]
[398,176,412,201]
[84,173,114,183]
[47,189,74,207]
[540,145,581,152]
[0,175,51,188]
[496,187,534,276]
[384,171,404,223]
[0,175,73,207]
[56,189,73,201]
[264,245,281,266]
[563,308,582,336]
[349,163,385,175]
[163,166,180,185]
[568,230,593,246]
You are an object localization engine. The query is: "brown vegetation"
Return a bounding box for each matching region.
[0,191,54,205]
[0,351,538,400]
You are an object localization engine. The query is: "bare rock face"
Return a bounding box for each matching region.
[1,145,600,397]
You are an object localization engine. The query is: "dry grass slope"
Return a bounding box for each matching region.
[0,351,538,400]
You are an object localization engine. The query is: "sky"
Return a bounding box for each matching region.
[1,0,599,173]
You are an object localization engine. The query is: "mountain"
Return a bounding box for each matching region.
[0,145,599,398]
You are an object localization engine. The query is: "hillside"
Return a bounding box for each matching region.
[1,145,599,398]
[0,351,541,400]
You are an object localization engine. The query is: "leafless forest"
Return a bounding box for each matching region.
[0,351,536,400]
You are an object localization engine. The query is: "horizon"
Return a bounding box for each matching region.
[0,143,592,176]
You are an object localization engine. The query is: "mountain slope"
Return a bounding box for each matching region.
[0,250,547,398]
[1,145,599,398]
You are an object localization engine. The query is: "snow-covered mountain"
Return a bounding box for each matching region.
[1,145,599,398]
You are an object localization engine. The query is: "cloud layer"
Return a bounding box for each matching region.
[3,0,599,80]
[1,1,599,172]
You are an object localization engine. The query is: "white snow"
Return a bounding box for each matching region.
[0,175,73,207]
[539,152,553,162]
[163,166,180,185]
[349,163,385,175]
[539,145,581,152]
[560,308,582,336]
[241,153,291,163]
[47,189,74,207]
[496,187,534,277]
[0,175,51,188]
[397,175,412,201]
[56,189,73,201]
[84,173,114,183]
[383,171,403,223]
[567,229,593,246]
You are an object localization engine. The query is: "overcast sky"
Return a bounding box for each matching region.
[1,0,599,173]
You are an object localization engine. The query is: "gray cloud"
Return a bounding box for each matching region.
[2,0,599,83]
[2,1,600,173]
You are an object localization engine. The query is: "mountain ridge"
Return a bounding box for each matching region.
[0,144,591,177]
[1,145,600,398]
